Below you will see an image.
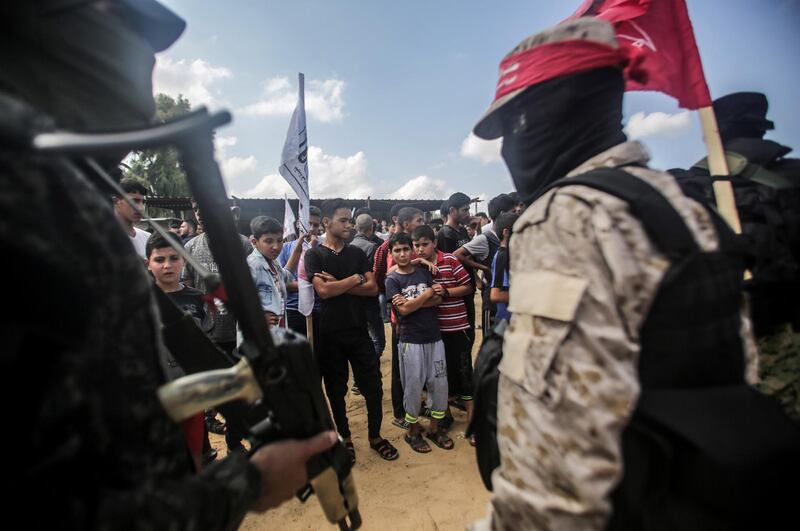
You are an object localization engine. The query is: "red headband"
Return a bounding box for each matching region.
[494,39,646,101]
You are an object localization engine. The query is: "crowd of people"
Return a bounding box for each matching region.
[5,2,799,530]
[139,186,526,464]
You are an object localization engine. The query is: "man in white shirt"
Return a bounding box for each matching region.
[112,178,150,260]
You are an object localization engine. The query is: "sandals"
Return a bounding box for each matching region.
[404,433,431,453]
[344,440,356,465]
[438,414,455,432]
[426,430,454,450]
[419,408,455,432]
[370,438,399,461]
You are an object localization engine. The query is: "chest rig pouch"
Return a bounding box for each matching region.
[549,168,800,531]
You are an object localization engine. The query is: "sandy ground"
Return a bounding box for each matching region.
[209,318,492,531]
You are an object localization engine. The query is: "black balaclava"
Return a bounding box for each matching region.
[499,67,627,206]
[0,1,182,132]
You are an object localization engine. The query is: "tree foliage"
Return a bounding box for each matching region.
[124,93,192,199]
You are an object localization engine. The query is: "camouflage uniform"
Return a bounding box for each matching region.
[1,132,261,529]
[756,325,800,422]
[471,141,758,530]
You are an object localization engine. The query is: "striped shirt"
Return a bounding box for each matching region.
[373,239,390,293]
[433,251,471,332]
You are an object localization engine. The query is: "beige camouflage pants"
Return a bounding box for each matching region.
[756,324,800,423]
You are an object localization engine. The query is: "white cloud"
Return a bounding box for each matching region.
[213,135,258,186]
[214,135,237,159]
[460,133,502,164]
[624,111,692,139]
[239,77,346,122]
[388,176,449,200]
[243,146,371,198]
[221,156,258,181]
[153,57,232,108]
[242,173,294,198]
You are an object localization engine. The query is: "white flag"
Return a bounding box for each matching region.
[279,73,310,235]
[282,195,296,241]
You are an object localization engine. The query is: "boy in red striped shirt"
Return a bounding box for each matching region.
[411,225,476,438]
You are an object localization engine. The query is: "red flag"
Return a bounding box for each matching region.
[571,0,711,109]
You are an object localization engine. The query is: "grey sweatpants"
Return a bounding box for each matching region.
[399,340,448,423]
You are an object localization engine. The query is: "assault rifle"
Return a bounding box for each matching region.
[32,108,361,530]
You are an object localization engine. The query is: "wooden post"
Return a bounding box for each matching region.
[305,314,314,354]
[697,106,742,235]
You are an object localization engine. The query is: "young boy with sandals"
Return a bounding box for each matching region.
[385,232,454,453]
[411,225,477,445]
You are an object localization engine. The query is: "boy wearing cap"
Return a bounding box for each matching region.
[469,17,760,531]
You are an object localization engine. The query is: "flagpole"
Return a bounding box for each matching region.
[306,314,314,354]
[698,107,742,235]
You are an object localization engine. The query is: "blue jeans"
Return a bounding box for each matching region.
[366,298,386,357]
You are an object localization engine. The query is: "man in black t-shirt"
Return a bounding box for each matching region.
[437,191,477,357]
[437,191,472,254]
[304,199,399,464]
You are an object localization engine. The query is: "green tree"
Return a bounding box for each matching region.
[124,93,192,201]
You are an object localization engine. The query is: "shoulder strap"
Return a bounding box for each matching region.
[545,168,699,260]
[695,151,795,189]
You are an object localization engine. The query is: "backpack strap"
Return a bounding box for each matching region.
[544,168,700,261]
[694,152,795,189]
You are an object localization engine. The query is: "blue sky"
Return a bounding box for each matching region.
[156,0,800,206]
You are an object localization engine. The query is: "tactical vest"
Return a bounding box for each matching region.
[672,139,800,336]
[469,168,800,529]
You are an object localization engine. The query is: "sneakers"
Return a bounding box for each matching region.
[392,417,411,430]
[351,385,361,396]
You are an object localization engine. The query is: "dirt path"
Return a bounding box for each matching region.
[211,319,491,531]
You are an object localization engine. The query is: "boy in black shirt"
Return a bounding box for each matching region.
[146,231,207,469]
[146,232,207,373]
[304,199,399,464]
[438,191,477,370]
[437,191,472,254]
